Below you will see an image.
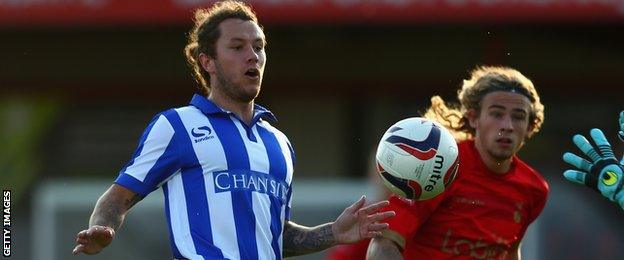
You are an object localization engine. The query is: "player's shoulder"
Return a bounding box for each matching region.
[259,120,291,143]
[456,140,481,169]
[156,105,207,125]
[172,104,203,116]
[143,106,203,132]
[514,157,549,193]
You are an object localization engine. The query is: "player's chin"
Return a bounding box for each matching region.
[494,150,514,161]
[238,87,260,102]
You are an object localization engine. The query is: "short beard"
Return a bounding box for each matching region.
[214,62,258,103]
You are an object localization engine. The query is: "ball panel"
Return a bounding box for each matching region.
[377,162,409,198]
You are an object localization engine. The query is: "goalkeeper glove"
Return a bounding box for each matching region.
[563,128,624,210]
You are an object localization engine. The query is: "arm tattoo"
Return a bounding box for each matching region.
[282,221,336,257]
[89,190,142,231]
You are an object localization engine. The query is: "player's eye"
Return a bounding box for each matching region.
[489,111,504,118]
[513,114,527,121]
[231,45,243,51]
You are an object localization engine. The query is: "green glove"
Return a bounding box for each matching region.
[563,128,624,209]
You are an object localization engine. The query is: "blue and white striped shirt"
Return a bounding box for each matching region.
[115,94,295,260]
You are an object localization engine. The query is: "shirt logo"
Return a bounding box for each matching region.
[191,126,214,143]
[213,170,290,203]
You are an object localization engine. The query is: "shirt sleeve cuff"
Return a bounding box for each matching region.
[114,173,153,197]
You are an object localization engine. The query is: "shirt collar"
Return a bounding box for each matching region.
[189,94,277,122]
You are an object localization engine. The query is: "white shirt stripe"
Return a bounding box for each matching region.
[166,172,203,260]
[125,115,174,182]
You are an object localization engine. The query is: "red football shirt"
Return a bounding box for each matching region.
[382,139,549,259]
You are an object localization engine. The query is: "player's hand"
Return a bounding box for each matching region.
[72,225,115,255]
[563,128,624,209]
[331,196,395,244]
[618,111,624,141]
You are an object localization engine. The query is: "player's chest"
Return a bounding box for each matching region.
[188,128,282,170]
[437,175,530,239]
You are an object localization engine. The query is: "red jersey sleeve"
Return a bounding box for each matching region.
[382,193,447,249]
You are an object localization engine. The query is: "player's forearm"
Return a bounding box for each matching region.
[366,237,403,260]
[88,184,141,231]
[282,221,336,257]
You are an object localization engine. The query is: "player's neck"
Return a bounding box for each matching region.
[473,140,512,174]
[207,91,254,125]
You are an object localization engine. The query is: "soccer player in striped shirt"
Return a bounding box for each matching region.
[367,66,549,259]
[72,1,394,259]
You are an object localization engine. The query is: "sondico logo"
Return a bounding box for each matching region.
[191,126,214,143]
[602,171,618,186]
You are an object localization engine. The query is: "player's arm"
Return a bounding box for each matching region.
[282,196,394,257]
[366,236,403,259]
[72,184,142,255]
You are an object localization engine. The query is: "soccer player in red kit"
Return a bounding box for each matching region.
[367,66,549,259]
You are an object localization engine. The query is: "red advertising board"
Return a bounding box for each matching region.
[1,0,623,27]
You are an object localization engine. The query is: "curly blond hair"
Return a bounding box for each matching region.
[424,66,544,141]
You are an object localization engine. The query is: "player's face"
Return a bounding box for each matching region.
[470,91,532,161]
[211,19,266,103]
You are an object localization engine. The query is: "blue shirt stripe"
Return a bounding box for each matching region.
[209,115,259,260]
[164,110,224,259]
[256,125,288,260]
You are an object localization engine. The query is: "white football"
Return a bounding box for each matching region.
[375,117,459,200]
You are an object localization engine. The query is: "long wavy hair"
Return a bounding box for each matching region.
[424,66,544,141]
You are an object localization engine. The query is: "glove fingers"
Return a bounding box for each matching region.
[564,170,587,185]
[590,128,616,159]
[563,152,593,172]
[573,134,601,162]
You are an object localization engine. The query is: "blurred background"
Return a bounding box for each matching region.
[2,0,624,259]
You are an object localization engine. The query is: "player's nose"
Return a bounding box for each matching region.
[244,45,259,63]
[500,115,514,132]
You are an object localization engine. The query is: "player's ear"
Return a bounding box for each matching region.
[466,108,479,128]
[199,53,216,75]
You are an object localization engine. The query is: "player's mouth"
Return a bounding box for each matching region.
[245,68,260,80]
[496,137,513,147]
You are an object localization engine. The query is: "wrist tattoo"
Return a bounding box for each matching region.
[90,192,141,231]
[282,222,335,257]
